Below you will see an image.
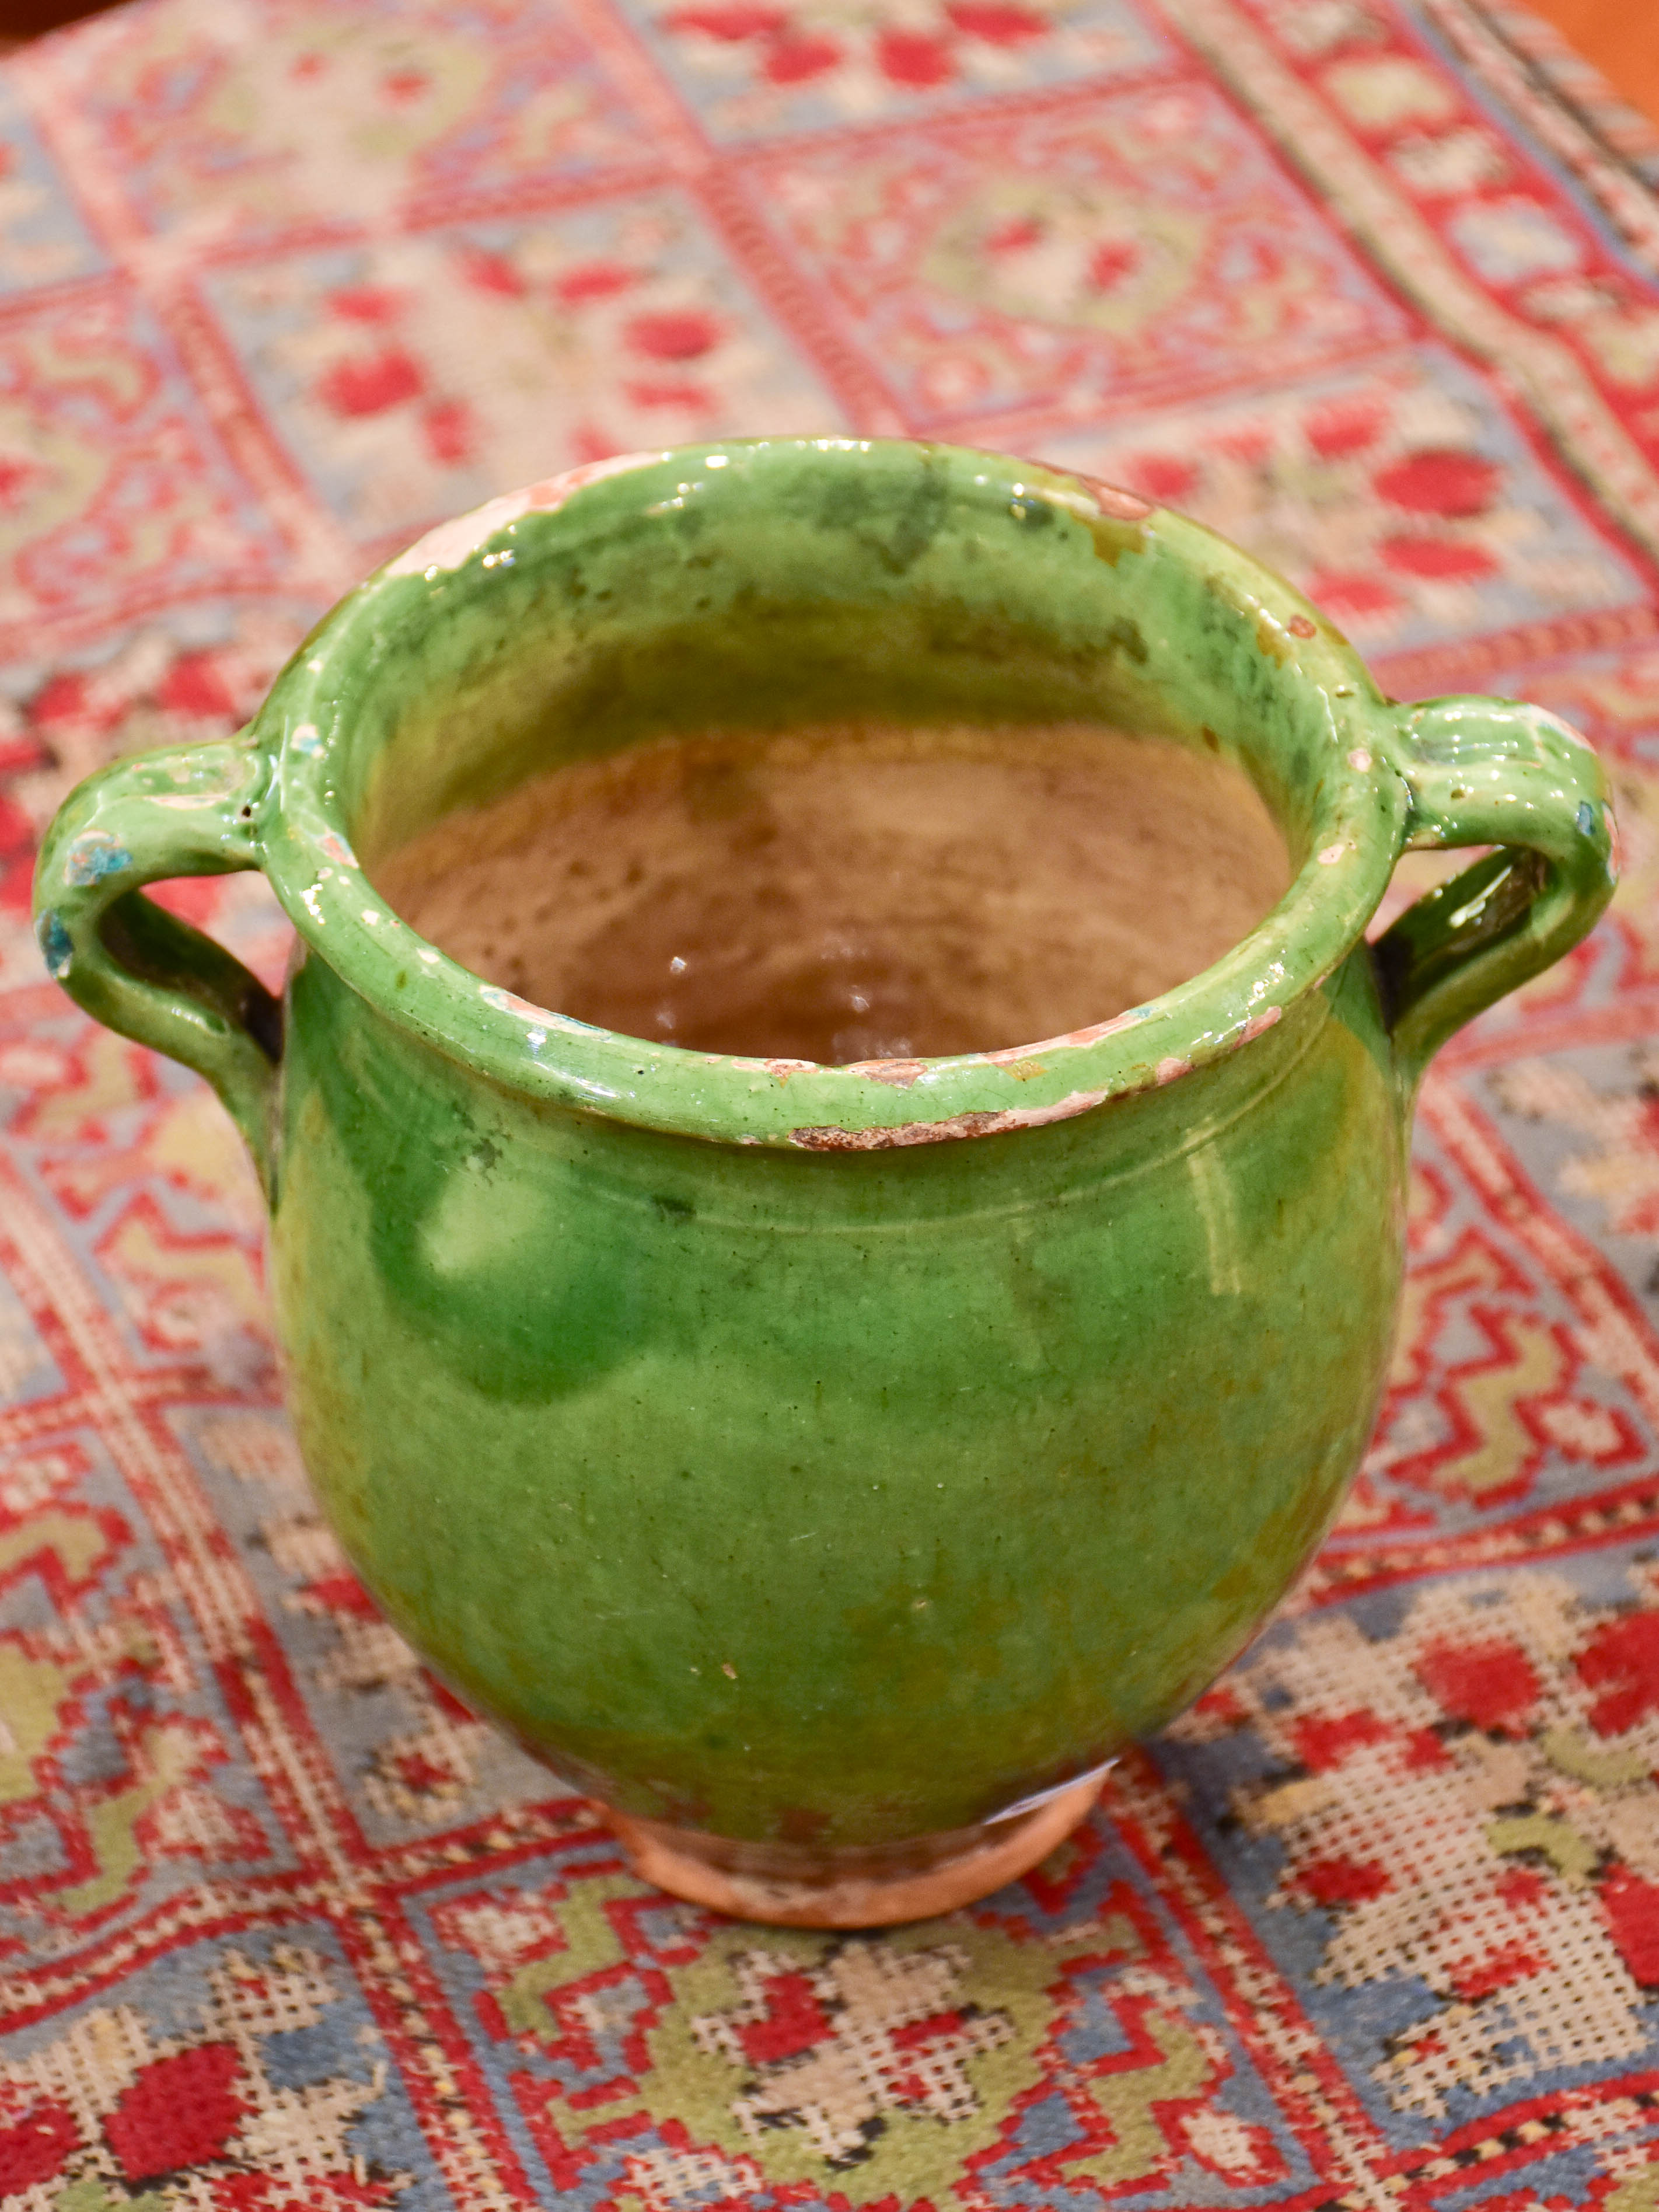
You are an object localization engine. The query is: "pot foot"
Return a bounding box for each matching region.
[603,1774,1106,1927]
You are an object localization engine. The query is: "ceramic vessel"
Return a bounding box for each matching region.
[34,439,1615,1924]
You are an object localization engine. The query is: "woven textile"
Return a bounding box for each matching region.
[2,0,1659,2204]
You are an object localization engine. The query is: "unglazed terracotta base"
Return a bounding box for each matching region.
[603,1775,1107,1927]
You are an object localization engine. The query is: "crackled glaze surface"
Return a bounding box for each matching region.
[33,439,1615,1850]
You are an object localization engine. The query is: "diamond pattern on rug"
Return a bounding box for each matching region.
[34,0,666,247]
[0,288,290,652]
[199,195,849,552]
[615,0,1169,142]
[741,75,1408,428]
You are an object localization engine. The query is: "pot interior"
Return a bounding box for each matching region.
[327,444,1335,1062]
[370,719,1289,1064]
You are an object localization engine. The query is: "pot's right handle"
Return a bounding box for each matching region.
[1375,695,1616,1084]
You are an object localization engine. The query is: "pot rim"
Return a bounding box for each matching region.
[252,437,1411,1149]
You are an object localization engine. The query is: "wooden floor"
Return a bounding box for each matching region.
[1518,0,1659,126]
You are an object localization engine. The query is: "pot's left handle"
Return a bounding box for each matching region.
[33,736,281,1196]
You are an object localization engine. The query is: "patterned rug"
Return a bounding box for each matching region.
[2,0,1659,2206]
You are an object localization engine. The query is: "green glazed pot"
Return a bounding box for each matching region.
[35,439,1615,1924]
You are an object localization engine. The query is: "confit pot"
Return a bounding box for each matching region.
[34,438,1615,1924]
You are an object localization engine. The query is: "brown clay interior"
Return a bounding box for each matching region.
[371,720,1293,1065]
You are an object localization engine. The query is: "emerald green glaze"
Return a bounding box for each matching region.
[34,439,1616,1847]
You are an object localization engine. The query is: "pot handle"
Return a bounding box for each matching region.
[32,735,281,1195]
[1375,695,1616,1083]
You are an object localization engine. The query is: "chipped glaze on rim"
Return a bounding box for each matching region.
[253,438,1414,1151]
[382,451,674,579]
